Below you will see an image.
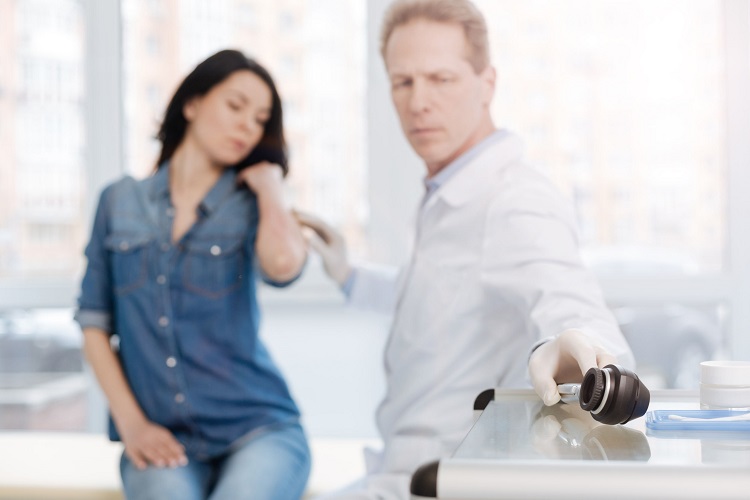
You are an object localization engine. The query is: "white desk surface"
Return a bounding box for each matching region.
[0,432,123,499]
[0,431,377,499]
[425,389,750,500]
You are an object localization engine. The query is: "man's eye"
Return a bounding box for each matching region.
[228,102,241,111]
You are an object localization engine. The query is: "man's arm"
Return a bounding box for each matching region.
[481,171,634,405]
[296,210,400,313]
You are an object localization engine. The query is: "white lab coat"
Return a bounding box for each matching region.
[343,132,634,498]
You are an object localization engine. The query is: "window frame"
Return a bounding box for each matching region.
[0,0,123,311]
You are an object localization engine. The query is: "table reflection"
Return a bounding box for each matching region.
[531,402,651,461]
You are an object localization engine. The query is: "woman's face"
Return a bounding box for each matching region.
[183,70,273,167]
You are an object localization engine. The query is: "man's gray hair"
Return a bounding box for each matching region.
[380,0,490,73]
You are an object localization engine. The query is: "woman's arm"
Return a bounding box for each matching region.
[238,162,307,282]
[83,327,187,469]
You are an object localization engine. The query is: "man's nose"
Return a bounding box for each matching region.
[408,80,431,114]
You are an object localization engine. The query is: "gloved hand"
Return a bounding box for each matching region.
[529,329,618,406]
[294,210,352,286]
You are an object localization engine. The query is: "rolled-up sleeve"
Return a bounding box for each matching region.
[259,254,307,288]
[74,187,114,334]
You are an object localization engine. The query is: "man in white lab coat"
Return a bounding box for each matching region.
[297,0,635,498]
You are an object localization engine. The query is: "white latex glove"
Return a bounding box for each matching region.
[294,210,352,286]
[528,329,618,406]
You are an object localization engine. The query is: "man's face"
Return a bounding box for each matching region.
[384,20,495,175]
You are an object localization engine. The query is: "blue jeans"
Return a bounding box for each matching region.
[120,423,310,500]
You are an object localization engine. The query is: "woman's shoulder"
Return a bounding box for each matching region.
[104,172,165,200]
[96,175,154,215]
[98,175,137,196]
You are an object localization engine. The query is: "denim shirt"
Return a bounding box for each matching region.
[75,165,301,460]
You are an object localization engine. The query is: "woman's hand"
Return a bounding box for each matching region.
[82,329,188,470]
[119,419,188,470]
[237,161,284,200]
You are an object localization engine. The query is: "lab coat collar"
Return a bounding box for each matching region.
[431,131,525,209]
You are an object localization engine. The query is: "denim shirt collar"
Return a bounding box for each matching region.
[199,169,239,216]
[148,165,170,200]
[147,163,240,216]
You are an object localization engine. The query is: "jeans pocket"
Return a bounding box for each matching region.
[105,233,152,295]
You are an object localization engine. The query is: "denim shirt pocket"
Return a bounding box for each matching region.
[183,234,247,299]
[104,232,152,295]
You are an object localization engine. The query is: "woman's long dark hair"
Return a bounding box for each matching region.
[155,49,288,175]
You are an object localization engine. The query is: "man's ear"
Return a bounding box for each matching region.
[480,65,496,108]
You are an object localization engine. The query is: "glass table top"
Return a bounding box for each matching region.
[452,390,750,467]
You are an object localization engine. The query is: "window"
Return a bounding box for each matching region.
[0,0,88,433]
[122,0,368,253]
[480,0,727,273]
[1,0,749,437]
[0,0,86,284]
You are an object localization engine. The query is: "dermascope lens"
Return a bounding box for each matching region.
[579,365,651,425]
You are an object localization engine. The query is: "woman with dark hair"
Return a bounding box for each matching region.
[75,49,310,499]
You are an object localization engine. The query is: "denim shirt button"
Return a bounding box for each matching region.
[166,207,175,217]
[210,245,222,256]
[156,275,167,285]
[161,242,170,252]
[119,241,129,251]
[174,393,185,404]
[158,316,169,327]
[166,357,177,368]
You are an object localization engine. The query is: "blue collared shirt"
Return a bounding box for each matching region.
[75,165,301,460]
